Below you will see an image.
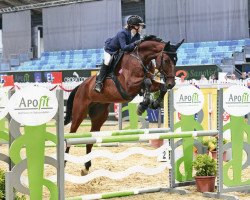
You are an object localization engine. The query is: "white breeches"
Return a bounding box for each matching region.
[104,51,112,65]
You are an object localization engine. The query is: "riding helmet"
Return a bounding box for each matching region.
[127,15,145,26]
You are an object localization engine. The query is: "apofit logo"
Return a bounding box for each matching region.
[178,93,200,103]
[18,96,50,110]
[174,85,204,115]
[8,86,58,126]
[192,93,198,103]
[223,85,250,117]
[39,96,49,109]
[227,93,249,103]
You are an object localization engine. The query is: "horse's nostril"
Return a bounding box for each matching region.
[167,83,175,89]
[167,84,173,89]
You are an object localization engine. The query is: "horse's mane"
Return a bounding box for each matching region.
[141,35,163,43]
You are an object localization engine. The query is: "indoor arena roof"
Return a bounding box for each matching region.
[0,0,140,13]
[0,0,53,10]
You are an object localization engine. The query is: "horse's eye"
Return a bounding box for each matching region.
[163,59,168,63]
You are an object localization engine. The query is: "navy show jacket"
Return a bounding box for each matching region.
[104,28,140,54]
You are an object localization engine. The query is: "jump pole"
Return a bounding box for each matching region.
[64,127,171,139]
[65,130,218,146]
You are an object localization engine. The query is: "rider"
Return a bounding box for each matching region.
[94,15,145,93]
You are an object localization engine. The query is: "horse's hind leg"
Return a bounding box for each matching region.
[65,101,88,164]
[81,103,110,175]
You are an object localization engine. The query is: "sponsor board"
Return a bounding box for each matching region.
[223,85,250,116]
[175,65,221,80]
[174,85,204,115]
[0,69,96,83]
[8,86,58,126]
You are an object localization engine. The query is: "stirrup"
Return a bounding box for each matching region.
[94,82,103,93]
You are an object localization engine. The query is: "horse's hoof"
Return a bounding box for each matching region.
[81,169,89,176]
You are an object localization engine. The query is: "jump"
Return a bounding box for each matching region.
[64,35,184,175]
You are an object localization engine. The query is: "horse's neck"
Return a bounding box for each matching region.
[116,53,144,86]
[141,40,164,55]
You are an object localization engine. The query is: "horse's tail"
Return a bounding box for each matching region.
[64,85,80,125]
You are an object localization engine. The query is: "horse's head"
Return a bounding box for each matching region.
[136,36,184,90]
[155,39,184,89]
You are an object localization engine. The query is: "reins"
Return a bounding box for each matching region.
[130,44,176,80]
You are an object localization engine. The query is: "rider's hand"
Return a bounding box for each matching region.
[134,40,141,46]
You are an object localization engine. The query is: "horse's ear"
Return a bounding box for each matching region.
[164,41,171,51]
[175,39,185,49]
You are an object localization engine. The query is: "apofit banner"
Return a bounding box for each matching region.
[0,87,10,120]
[174,85,204,115]
[223,85,250,116]
[8,86,58,126]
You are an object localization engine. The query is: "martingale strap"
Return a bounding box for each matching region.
[109,72,135,101]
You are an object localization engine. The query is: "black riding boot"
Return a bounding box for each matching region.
[94,63,109,93]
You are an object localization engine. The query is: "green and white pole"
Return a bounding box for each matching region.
[64,127,171,139]
[66,187,163,200]
[65,130,218,146]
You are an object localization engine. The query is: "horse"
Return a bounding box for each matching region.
[64,35,184,175]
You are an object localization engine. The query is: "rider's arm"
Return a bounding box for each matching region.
[131,33,141,42]
[117,32,136,52]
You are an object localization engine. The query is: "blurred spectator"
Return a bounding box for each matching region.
[247,71,250,78]
[231,73,237,80]
[209,74,216,80]
[200,74,207,81]
[240,72,247,80]
[224,73,231,81]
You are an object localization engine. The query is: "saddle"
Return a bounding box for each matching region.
[105,51,136,100]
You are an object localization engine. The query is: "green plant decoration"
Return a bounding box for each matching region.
[0,168,26,200]
[193,154,216,176]
[201,137,227,152]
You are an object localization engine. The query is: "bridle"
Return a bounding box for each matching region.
[130,43,176,81]
[157,50,176,80]
[130,42,177,81]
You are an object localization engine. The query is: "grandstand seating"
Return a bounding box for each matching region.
[177,38,250,66]
[12,48,104,71]
[12,38,250,71]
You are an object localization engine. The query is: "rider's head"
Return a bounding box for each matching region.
[127,15,145,33]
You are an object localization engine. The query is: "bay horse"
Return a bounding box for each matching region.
[64,35,184,175]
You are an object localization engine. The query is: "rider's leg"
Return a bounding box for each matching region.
[94,51,111,93]
[94,63,109,92]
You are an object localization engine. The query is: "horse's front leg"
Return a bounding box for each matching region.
[137,78,152,116]
[149,80,168,109]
